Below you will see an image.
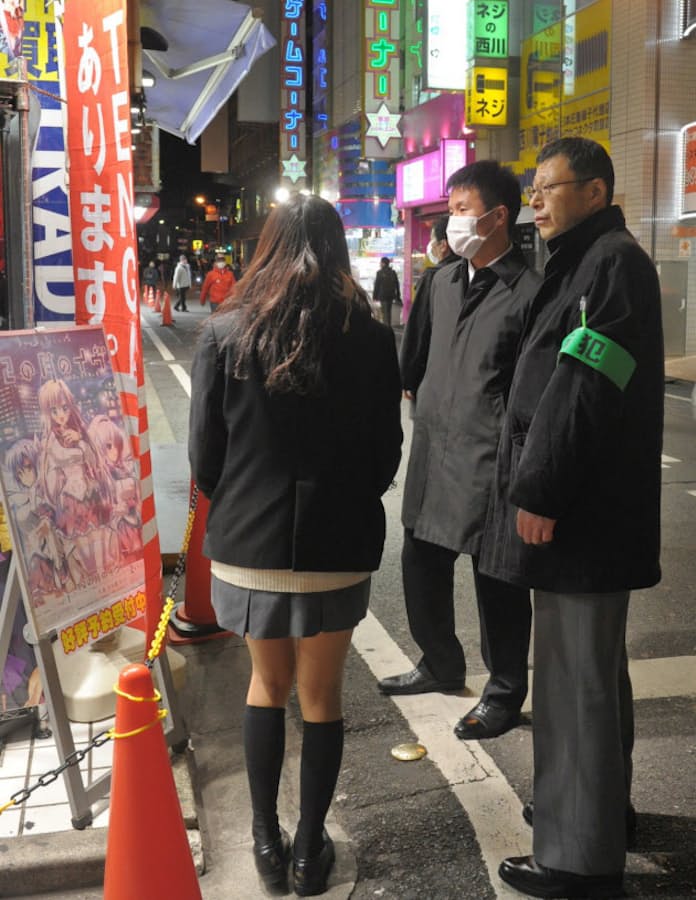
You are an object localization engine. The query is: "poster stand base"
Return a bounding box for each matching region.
[53,625,187,723]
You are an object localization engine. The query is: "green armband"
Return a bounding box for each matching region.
[559,326,636,391]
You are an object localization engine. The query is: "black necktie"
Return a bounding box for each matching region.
[460,267,497,320]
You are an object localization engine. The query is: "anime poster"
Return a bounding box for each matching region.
[0,0,25,61]
[0,327,146,652]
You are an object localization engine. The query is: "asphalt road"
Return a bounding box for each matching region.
[137,300,696,900]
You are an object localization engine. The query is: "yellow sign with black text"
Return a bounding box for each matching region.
[466,67,508,126]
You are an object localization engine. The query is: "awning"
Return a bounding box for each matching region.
[139,0,276,145]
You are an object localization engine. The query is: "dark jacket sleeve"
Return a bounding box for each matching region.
[399,268,435,392]
[188,320,228,498]
[371,325,404,494]
[510,246,661,519]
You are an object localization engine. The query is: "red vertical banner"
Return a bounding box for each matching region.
[64,1,162,647]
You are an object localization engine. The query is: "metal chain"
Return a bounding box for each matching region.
[1,728,112,814]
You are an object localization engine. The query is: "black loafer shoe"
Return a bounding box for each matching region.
[521,801,637,850]
[454,701,520,740]
[253,827,291,892]
[499,855,623,899]
[378,662,464,696]
[293,830,335,896]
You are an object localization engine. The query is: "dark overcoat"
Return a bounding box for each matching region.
[189,308,402,572]
[479,206,664,592]
[401,247,541,554]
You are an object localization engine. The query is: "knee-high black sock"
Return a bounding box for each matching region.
[244,705,286,846]
[294,719,344,858]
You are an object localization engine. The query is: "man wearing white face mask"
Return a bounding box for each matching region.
[378,160,541,744]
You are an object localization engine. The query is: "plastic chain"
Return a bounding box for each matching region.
[107,684,168,740]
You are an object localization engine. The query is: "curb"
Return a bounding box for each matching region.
[0,748,202,896]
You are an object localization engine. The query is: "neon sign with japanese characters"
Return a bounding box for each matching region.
[465,66,508,126]
[363,0,401,160]
[467,1,509,60]
[280,0,308,190]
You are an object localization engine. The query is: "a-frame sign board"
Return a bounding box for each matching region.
[0,327,186,828]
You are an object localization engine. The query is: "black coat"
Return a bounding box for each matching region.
[399,252,459,393]
[401,247,541,554]
[189,309,403,572]
[373,266,400,301]
[479,206,664,592]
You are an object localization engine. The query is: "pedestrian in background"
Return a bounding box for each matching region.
[141,260,160,292]
[399,215,458,413]
[189,194,402,896]
[379,160,540,747]
[199,252,236,313]
[172,254,191,311]
[481,137,664,899]
[372,256,400,330]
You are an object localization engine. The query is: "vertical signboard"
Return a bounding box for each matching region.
[466,67,508,126]
[63,0,162,643]
[363,0,401,160]
[1,1,74,323]
[681,123,696,218]
[280,0,308,192]
[312,1,329,136]
[467,0,509,60]
[425,0,466,91]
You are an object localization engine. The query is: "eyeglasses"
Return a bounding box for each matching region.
[523,178,597,201]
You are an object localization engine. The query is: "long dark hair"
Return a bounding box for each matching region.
[218,194,371,395]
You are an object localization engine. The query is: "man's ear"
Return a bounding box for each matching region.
[589,178,607,206]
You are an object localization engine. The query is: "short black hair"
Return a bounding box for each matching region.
[537,137,614,205]
[446,160,521,237]
[380,256,390,265]
[432,215,449,243]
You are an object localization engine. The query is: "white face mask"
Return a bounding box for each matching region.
[426,240,439,265]
[446,208,498,259]
[215,261,226,269]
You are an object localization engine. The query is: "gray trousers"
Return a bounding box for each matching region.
[532,590,633,876]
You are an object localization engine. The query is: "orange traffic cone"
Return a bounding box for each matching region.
[169,483,229,643]
[142,286,147,304]
[147,286,154,307]
[161,291,174,326]
[154,292,162,313]
[103,663,201,900]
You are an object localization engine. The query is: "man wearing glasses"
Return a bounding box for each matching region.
[480,137,664,897]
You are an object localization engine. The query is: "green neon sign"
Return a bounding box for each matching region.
[467,0,509,60]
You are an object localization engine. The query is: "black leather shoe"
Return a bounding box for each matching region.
[521,801,637,850]
[454,701,520,739]
[253,827,291,892]
[293,830,335,896]
[378,662,464,696]
[499,855,623,898]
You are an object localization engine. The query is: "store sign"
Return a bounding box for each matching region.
[0,0,75,323]
[363,0,401,159]
[467,0,509,60]
[533,3,562,33]
[64,0,162,643]
[425,0,466,90]
[395,140,471,208]
[312,1,329,134]
[280,0,308,190]
[681,123,696,218]
[466,67,508,126]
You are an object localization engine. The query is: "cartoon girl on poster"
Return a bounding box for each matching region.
[37,379,120,580]
[87,415,143,564]
[0,0,25,61]
[5,437,87,598]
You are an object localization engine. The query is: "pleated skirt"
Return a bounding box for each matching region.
[210,575,371,639]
